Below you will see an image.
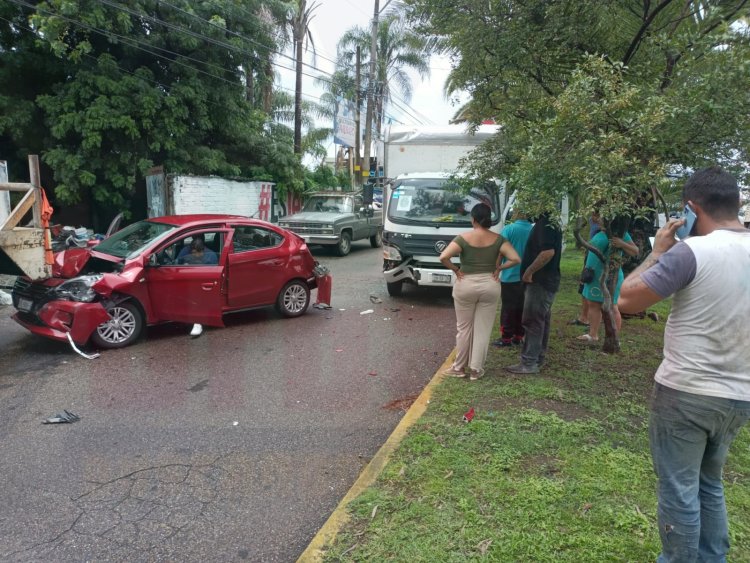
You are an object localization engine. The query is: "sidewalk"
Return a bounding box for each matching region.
[298,252,750,561]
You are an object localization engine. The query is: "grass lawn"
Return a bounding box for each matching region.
[322,249,750,562]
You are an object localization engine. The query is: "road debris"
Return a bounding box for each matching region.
[462,407,475,423]
[65,333,99,359]
[190,323,203,337]
[369,295,382,304]
[42,410,80,424]
[360,309,374,315]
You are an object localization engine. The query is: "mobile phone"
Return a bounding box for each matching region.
[675,204,697,239]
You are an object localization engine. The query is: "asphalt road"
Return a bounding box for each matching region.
[0,241,457,562]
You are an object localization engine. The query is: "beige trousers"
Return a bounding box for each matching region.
[451,273,501,372]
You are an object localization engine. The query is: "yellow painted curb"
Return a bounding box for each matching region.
[296,351,457,562]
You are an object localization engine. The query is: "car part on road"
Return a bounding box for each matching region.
[42,409,80,424]
[66,332,100,359]
[91,300,144,349]
[276,280,310,317]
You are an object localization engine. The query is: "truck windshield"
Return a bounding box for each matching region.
[94,220,178,259]
[303,196,353,214]
[387,179,499,226]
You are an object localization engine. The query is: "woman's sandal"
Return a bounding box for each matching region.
[442,367,467,378]
[568,319,590,327]
[576,334,599,343]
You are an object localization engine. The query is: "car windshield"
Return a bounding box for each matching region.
[94,220,178,259]
[303,196,353,214]
[387,179,499,225]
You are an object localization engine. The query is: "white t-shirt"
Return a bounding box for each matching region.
[641,229,750,400]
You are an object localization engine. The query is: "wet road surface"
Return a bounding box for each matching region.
[0,241,457,561]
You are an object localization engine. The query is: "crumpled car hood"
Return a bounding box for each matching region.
[282,211,350,223]
[52,248,123,279]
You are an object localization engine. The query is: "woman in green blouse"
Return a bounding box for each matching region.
[439,203,521,379]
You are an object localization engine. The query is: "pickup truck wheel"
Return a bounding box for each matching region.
[370,230,382,248]
[277,280,310,317]
[386,281,403,297]
[91,301,143,349]
[336,231,352,256]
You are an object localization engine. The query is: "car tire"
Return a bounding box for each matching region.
[277,280,310,317]
[370,230,383,248]
[91,300,144,349]
[386,281,403,297]
[336,231,352,256]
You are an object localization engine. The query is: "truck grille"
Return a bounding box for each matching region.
[284,223,333,236]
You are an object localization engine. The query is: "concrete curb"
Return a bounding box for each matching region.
[296,351,455,562]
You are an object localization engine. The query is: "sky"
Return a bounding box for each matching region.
[276,0,463,157]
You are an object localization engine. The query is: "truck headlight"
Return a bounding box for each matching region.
[383,244,402,261]
[50,274,103,303]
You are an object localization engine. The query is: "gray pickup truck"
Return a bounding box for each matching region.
[278,191,383,256]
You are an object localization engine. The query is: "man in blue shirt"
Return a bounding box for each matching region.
[492,211,533,347]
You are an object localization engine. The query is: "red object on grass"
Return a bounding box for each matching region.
[462,407,475,423]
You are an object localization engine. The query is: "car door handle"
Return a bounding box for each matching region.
[202,282,217,290]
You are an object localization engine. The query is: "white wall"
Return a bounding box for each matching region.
[170,176,269,218]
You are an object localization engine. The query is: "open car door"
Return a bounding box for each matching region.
[144,229,229,327]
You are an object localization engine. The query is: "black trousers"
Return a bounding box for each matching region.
[500,281,525,341]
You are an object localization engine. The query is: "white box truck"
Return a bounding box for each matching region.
[381,124,512,296]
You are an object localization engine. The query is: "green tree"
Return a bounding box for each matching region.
[407,0,750,352]
[2,0,307,219]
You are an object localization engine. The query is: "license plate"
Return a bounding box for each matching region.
[432,273,452,284]
[17,298,33,312]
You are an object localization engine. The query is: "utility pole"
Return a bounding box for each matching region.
[354,46,361,187]
[362,0,379,184]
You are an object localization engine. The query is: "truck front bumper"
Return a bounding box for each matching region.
[383,260,456,287]
[296,234,339,246]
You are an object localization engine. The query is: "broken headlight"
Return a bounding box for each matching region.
[50,274,103,303]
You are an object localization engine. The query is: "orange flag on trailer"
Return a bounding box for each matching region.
[40,188,54,265]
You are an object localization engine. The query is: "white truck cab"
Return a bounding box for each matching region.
[382,172,512,296]
[381,125,513,296]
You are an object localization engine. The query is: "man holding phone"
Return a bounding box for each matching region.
[619,167,750,562]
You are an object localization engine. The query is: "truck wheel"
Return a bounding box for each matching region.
[336,232,352,256]
[91,301,144,349]
[370,230,382,248]
[386,281,403,297]
[276,280,310,317]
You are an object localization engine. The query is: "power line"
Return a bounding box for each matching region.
[9,0,434,127]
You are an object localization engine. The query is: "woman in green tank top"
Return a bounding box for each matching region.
[439,203,521,379]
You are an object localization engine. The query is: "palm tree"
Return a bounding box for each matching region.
[288,0,320,154]
[337,13,430,142]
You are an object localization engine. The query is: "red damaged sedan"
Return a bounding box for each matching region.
[11,215,321,348]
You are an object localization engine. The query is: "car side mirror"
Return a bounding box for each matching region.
[360,206,374,218]
[147,254,158,267]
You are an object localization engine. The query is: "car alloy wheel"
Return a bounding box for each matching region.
[277,280,310,317]
[92,301,143,348]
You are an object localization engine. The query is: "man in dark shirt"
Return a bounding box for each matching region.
[506,213,563,374]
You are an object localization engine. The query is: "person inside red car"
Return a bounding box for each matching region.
[178,237,218,265]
